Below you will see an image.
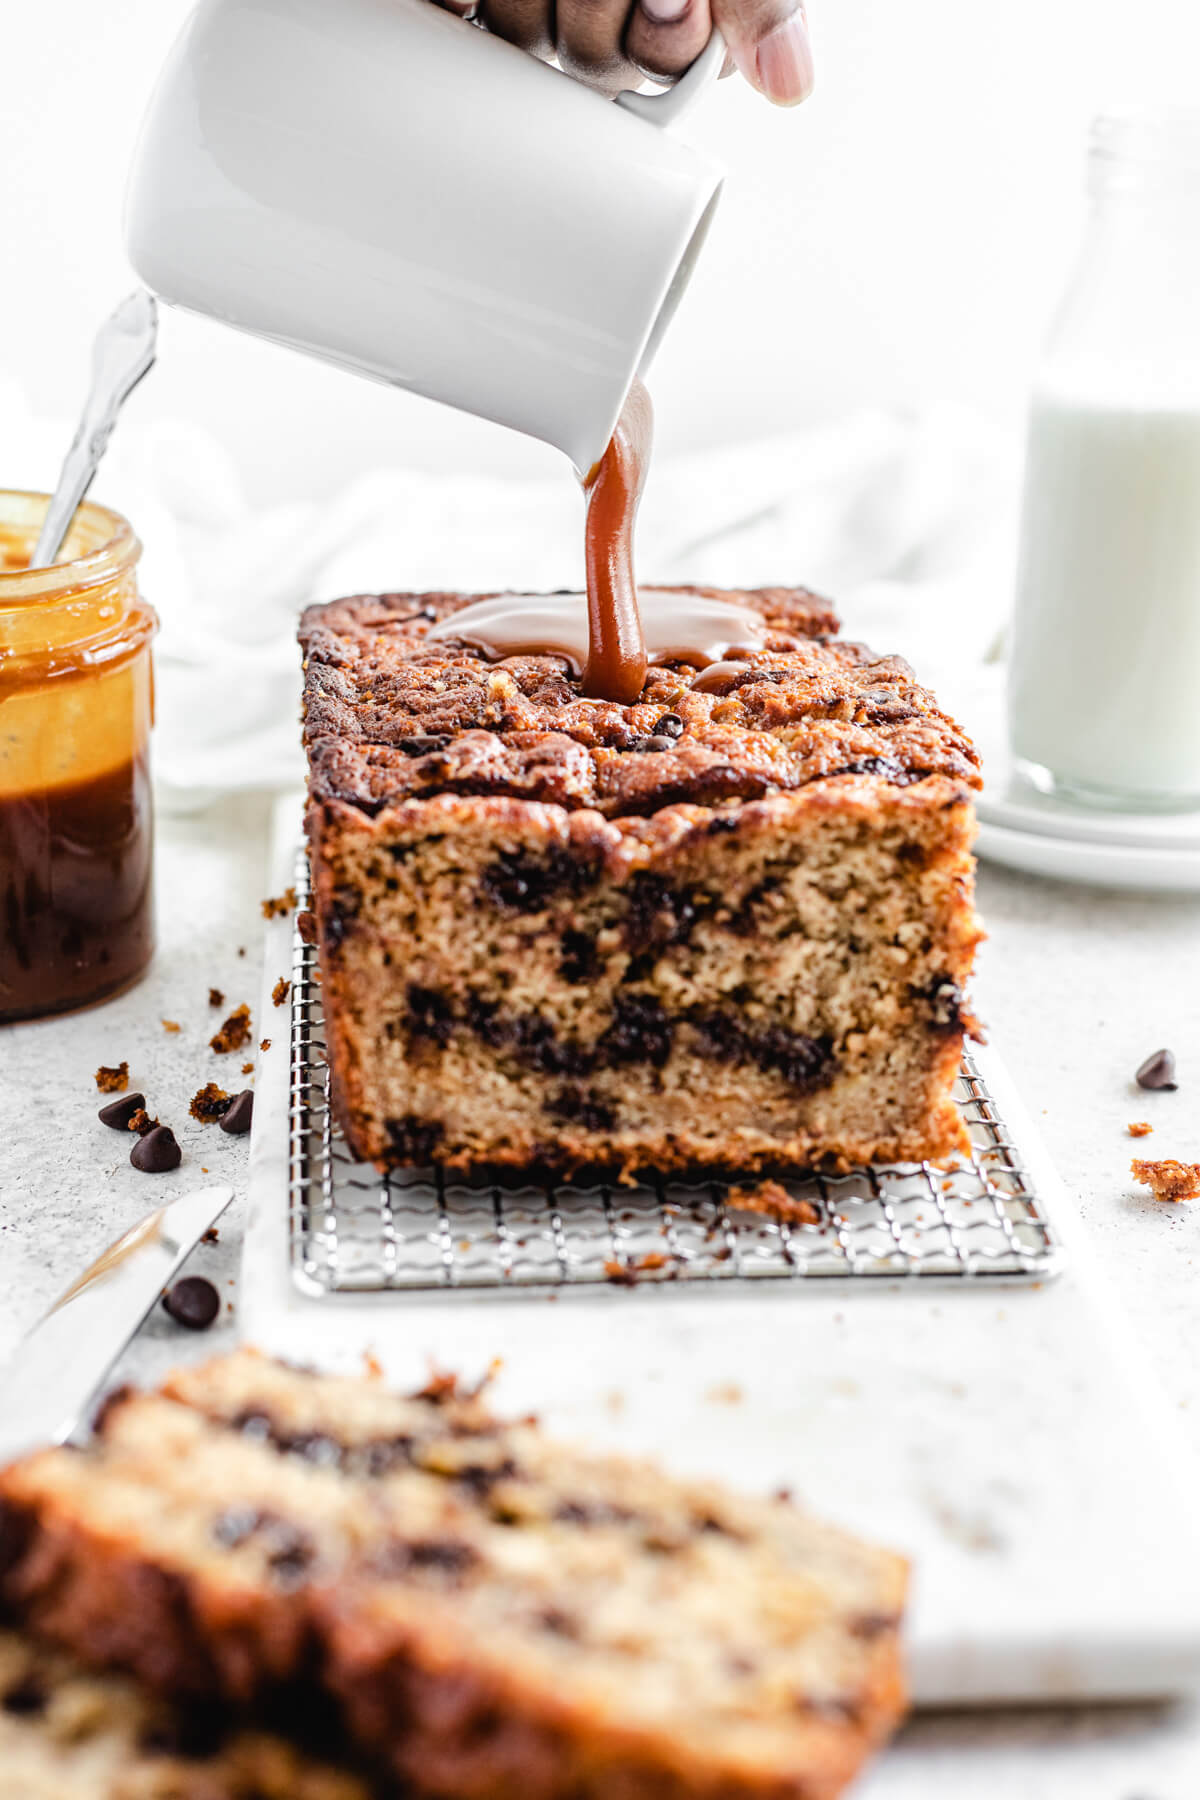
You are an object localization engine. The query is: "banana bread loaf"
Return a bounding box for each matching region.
[0,1351,908,1800]
[300,586,982,1178]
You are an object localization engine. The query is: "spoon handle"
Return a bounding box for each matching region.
[30,290,159,571]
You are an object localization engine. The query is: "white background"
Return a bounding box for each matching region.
[3,0,1199,504]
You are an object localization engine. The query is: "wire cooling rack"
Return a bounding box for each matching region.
[288,858,1059,1294]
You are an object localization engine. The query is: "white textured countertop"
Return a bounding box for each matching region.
[3,790,1199,1795]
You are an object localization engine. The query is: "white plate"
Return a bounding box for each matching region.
[976,817,1200,892]
[946,670,1200,891]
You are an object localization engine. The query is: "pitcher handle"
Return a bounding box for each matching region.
[615,29,725,127]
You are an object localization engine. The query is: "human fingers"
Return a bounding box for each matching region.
[623,0,712,88]
[710,0,813,105]
[479,0,555,61]
[556,0,638,91]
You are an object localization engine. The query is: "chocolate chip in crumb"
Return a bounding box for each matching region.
[220,1091,254,1136]
[261,888,298,920]
[163,1275,220,1329]
[190,1082,231,1123]
[629,735,673,753]
[98,1091,146,1130]
[1136,1048,1178,1090]
[211,1504,262,1548]
[95,1062,129,1093]
[398,734,451,756]
[653,712,685,739]
[131,1125,182,1174]
[1,1676,48,1717]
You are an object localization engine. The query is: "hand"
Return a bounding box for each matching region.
[436,0,814,107]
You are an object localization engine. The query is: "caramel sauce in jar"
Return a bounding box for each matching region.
[0,492,157,1023]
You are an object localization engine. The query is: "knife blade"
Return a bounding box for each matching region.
[0,1184,233,1465]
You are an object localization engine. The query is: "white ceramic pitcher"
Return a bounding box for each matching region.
[125,0,724,473]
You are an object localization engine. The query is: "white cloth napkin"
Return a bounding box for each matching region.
[1,379,1021,809]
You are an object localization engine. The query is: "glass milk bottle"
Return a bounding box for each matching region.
[1008,109,1200,809]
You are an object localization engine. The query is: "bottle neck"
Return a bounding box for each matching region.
[1041,117,1200,403]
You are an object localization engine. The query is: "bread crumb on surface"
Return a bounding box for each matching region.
[210,1004,252,1055]
[94,1063,128,1093]
[707,1381,745,1406]
[260,1038,271,1053]
[161,1019,181,1034]
[272,977,291,1007]
[241,1061,254,1075]
[1132,1158,1200,1202]
[208,987,224,1009]
[727,1180,821,1226]
[261,887,298,920]
[1128,1121,1153,1138]
[604,1253,670,1286]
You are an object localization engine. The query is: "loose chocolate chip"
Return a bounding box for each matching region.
[654,712,685,739]
[1136,1048,1178,1091]
[131,1125,182,1173]
[163,1275,220,1330]
[219,1090,254,1136]
[99,1091,147,1130]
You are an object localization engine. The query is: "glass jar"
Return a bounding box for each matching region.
[0,492,157,1022]
[1008,109,1200,809]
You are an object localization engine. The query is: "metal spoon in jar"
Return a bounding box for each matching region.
[30,290,158,570]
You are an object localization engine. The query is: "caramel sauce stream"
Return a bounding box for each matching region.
[581,379,652,705]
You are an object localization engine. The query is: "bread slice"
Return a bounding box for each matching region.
[0,1352,907,1800]
[0,1627,371,1799]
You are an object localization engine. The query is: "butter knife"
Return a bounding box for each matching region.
[0,1184,233,1464]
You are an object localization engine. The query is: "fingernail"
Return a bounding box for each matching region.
[754,9,814,105]
[640,0,691,21]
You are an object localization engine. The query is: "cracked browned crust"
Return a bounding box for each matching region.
[299,588,979,820]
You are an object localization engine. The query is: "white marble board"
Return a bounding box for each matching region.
[244,800,1200,1708]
